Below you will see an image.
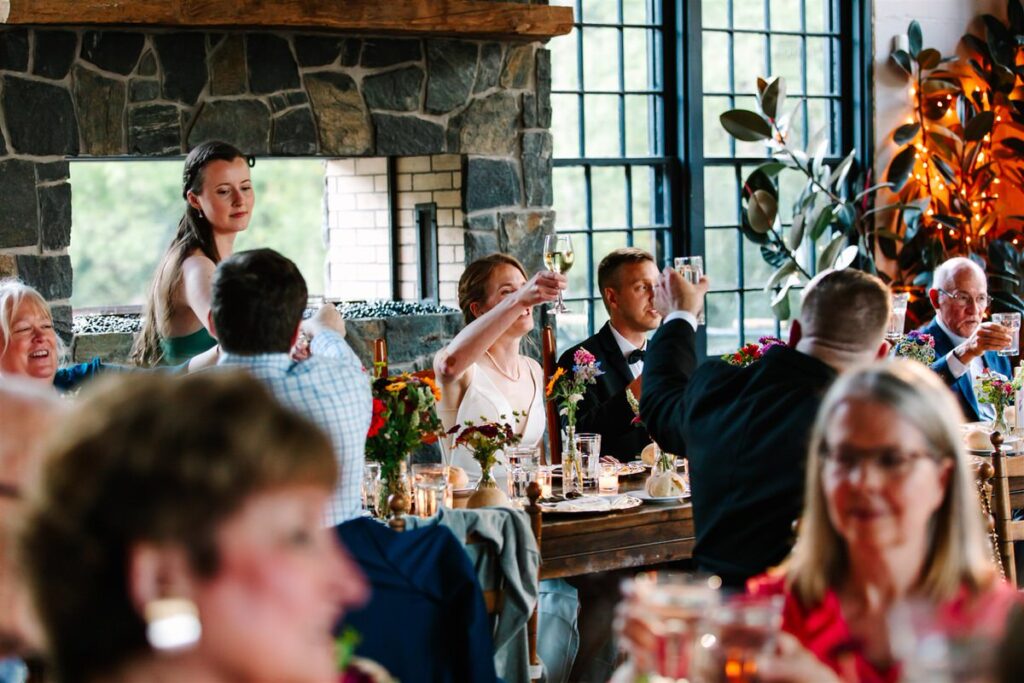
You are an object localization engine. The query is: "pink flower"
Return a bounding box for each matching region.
[574,348,597,366]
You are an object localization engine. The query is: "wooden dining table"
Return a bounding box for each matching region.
[537,481,695,580]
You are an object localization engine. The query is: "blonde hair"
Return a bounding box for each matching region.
[0,279,66,365]
[786,360,995,606]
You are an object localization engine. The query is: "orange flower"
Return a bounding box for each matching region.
[545,367,566,396]
[419,375,442,402]
[384,381,407,393]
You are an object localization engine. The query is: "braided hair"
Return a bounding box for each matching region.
[131,141,253,366]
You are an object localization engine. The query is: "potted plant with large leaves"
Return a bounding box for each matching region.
[720,77,891,319]
[885,13,1024,316]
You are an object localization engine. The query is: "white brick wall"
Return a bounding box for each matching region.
[323,154,467,305]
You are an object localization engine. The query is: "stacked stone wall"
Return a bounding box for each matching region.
[0,26,554,346]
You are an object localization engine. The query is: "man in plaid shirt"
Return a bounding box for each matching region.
[210,248,371,525]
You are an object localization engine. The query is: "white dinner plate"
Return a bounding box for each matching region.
[634,488,689,504]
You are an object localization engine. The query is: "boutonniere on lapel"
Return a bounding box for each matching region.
[721,336,785,367]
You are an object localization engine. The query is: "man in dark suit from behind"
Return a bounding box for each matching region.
[922,256,1013,423]
[640,267,891,587]
[557,248,660,460]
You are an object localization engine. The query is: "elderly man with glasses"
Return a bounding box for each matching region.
[923,256,1015,423]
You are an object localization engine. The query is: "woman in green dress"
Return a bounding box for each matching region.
[132,141,256,367]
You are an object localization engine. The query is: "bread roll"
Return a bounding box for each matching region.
[448,465,469,488]
[645,470,687,497]
[965,428,995,451]
[641,442,659,466]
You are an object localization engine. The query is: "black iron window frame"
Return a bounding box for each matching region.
[551,0,872,358]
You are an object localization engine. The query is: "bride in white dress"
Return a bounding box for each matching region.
[434,253,565,478]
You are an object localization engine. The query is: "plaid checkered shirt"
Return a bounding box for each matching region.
[218,330,371,526]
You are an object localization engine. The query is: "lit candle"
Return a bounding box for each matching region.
[598,464,619,494]
[538,467,553,498]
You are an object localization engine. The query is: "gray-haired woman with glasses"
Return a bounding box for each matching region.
[750,360,1018,682]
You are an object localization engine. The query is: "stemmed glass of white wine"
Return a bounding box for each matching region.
[543,233,574,315]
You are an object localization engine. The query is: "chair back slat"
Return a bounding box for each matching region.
[541,325,562,464]
[373,337,388,378]
[989,431,1024,585]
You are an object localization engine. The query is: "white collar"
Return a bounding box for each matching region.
[935,315,969,347]
[608,322,645,361]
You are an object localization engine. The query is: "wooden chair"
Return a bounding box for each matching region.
[541,325,562,465]
[389,489,545,682]
[986,432,1024,585]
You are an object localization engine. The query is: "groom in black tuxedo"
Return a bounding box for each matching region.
[557,248,660,460]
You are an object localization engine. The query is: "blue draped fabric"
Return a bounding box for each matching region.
[335,518,500,683]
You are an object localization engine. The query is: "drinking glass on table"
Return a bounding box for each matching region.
[888,292,910,342]
[506,446,540,502]
[574,432,602,486]
[412,463,451,512]
[362,461,381,517]
[888,599,998,683]
[993,312,1021,357]
[674,256,705,325]
[543,233,575,315]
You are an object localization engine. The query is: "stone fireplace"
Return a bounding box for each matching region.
[0,15,559,368]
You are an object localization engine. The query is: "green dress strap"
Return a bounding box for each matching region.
[159,326,217,366]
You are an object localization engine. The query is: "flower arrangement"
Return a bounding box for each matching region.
[546,348,604,492]
[447,417,521,483]
[892,331,937,365]
[365,372,445,499]
[974,368,1021,433]
[721,336,786,367]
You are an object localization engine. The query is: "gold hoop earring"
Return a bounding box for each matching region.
[145,597,201,651]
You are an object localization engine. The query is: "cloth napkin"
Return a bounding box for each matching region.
[543,495,635,512]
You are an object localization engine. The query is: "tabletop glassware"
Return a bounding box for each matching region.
[674,256,705,325]
[362,461,381,517]
[543,233,575,315]
[506,446,540,502]
[574,432,602,486]
[598,463,619,494]
[411,463,451,512]
[888,292,909,342]
[622,571,723,681]
[993,312,1021,357]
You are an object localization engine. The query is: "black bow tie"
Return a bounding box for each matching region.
[627,349,645,365]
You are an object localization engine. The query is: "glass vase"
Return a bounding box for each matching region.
[994,403,1010,436]
[562,425,585,496]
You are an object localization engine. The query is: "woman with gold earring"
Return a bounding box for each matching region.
[18,371,369,683]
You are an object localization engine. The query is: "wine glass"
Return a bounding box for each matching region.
[543,233,574,315]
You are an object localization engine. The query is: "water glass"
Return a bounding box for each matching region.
[694,594,784,683]
[574,433,602,486]
[506,446,540,501]
[414,479,448,518]
[411,463,451,511]
[888,292,909,342]
[889,599,997,683]
[362,462,381,517]
[674,256,705,325]
[993,312,1021,357]
[623,572,723,680]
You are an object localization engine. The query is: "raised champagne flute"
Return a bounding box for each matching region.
[543,233,574,315]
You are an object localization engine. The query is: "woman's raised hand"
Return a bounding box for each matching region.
[513,271,567,309]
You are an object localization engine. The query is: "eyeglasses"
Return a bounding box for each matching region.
[937,288,990,309]
[821,446,933,480]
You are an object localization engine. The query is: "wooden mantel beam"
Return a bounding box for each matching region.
[0,0,574,41]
